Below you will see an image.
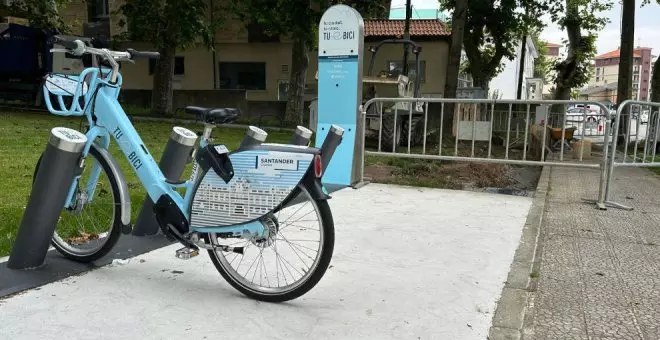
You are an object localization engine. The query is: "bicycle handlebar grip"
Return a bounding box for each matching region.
[51,35,78,50]
[126,48,160,59]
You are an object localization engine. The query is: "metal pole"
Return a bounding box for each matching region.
[8,127,88,269]
[133,127,197,236]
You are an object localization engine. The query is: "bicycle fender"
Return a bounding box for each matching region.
[93,143,131,226]
[303,173,331,200]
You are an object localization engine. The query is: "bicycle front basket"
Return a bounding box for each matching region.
[42,70,95,116]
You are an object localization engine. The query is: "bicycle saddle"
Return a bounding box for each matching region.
[185,106,240,125]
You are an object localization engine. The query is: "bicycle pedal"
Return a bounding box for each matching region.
[175,247,199,260]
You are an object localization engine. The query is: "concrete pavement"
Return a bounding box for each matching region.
[0,183,532,340]
[523,166,660,340]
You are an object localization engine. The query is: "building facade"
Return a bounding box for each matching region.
[488,36,539,100]
[589,47,654,101]
[542,42,563,98]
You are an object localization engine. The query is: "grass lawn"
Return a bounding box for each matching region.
[0,111,291,257]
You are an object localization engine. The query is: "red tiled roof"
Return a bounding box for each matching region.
[363,19,450,37]
[545,42,561,48]
[595,47,652,59]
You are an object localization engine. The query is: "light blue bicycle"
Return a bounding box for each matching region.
[38,36,337,302]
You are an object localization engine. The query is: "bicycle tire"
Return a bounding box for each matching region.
[205,181,335,302]
[33,145,123,263]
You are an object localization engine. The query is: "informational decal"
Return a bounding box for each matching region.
[51,127,87,143]
[173,126,197,139]
[45,74,88,96]
[318,4,364,58]
[214,145,229,154]
[257,153,299,171]
[190,149,313,227]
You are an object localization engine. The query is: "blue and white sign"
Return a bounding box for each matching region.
[316,5,364,187]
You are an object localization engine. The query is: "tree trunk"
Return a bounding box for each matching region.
[651,57,660,102]
[444,0,467,100]
[616,0,635,143]
[284,37,308,125]
[151,46,176,115]
[442,0,468,133]
[552,0,582,118]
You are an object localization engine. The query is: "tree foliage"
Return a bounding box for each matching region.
[2,0,72,32]
[117,0,217,50]
[531,32,551,80]
[546,0,612,101]
[438,0,550,90]
[117,0,223,114]
[226,0,389,124]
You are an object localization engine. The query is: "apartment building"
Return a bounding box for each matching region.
[589,47,654,101]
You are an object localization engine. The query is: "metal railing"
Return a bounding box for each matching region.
[358,97,614,207]
[598,100,660,210]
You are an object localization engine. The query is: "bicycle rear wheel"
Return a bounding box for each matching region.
[33,145,122,262]
[205,181,335,302]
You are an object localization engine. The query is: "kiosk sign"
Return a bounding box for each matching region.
[319,6,362,58]
[316,5,364,187]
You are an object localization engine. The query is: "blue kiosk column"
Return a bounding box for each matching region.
[316,5,365,188]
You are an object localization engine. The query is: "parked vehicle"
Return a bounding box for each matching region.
[362,39,424,151]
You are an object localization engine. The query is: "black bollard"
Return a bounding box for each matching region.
[133,126,198,236]
[290,126,313,146]
[8,127,88,269]
[239,126,268,149]
[320,124,344,174]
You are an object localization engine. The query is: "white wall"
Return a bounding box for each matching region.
[489,37,538,99]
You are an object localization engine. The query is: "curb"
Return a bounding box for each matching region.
[487,165,551,340]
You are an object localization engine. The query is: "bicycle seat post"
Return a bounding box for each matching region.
[201,123,215,144]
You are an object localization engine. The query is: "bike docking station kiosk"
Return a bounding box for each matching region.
[316,4,365,189]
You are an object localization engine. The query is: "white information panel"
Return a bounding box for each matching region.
[318,5,363,57]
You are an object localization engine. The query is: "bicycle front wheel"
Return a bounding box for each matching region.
[205,181,335,302]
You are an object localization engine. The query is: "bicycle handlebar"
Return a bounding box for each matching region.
[126,48,161,60]
[50,35,160,83]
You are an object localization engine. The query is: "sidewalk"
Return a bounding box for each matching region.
[525,165,660,339]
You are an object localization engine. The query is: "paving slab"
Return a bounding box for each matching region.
[525,166,660,340]
[0,183,532,340]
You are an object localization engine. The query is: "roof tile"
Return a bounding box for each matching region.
[364,19,450,37]
[595,47,652,59]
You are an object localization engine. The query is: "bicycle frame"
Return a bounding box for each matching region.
[58,67,266,237]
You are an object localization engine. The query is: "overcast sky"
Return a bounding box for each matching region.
[390,0,660,56]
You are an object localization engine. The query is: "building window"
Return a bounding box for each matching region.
[246,22,279,43]
[596,76,600,82]
[386,60,427,83]
[219,62,266,90]
[633,75,639,82]
[148,57,185,76]
[88,0,109,21]
[634,65,640,74]
[633,83,639,89]
[596,68,601,75]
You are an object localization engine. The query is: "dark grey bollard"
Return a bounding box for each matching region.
[291,125,313,146]
[8,127,88,269]
[320,124,344,173]
[133,126,198,236]
[239,126,268,149]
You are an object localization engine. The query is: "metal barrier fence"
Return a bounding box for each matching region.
[358,97,614,207]
[599,100,660,210]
